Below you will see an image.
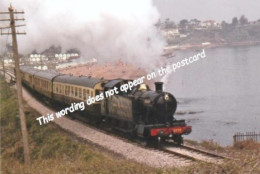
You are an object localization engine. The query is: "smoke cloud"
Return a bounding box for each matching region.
[0,0,165,67]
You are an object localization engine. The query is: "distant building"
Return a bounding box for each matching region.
[201,42,211,46]
[200,20,220,29]
[163,28,180,37]
[55,53,79,60]
[28,54,48,62]
[33,65,48,70]
[3,58,13,64]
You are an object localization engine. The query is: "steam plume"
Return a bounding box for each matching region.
[0,0,165,67]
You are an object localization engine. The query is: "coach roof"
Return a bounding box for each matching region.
[34,70,60,81]
[104,79,124,88]
[20,66,39,75]
[54,74,103,88]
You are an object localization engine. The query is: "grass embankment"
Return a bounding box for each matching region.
[184,139,260,173]
[1,77,260,174]
[0,77,157,174]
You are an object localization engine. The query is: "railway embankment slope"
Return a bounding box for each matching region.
[1,77,260,174]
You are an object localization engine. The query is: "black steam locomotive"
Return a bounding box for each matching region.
[20,66,191,145]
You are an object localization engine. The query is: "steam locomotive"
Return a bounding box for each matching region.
[20,66,191,145]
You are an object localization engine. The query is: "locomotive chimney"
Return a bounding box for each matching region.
[155,82,163,92]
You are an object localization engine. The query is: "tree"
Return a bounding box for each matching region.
[66,48,80,54]
[31,49,38,54]
[179,19,188,29]
[221,20,229,29]
[190,18,200,25]
[232,17,238,26]
[239,15,248,25]
[164,18,175,29]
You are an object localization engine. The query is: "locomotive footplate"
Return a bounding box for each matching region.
[137,123,192,138]
[149,125,192,137]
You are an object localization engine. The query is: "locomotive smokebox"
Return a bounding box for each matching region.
[155,82,163,92]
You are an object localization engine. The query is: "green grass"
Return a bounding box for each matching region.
[1,76,260,174]
[0,77,159,174]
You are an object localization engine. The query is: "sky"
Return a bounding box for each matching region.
[153,0,260,23]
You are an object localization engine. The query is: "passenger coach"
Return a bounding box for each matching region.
[52,75,104,112]
[33,70,60,98]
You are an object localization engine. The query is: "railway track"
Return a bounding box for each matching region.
[161,141,230,164]
[0,69,16,83]
[71,112,228,164]
[71,113,197,165]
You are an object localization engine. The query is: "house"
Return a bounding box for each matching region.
[163,28,180,37]
[28,54,48,62]
[201,20,218,28]
[54,53,79,60]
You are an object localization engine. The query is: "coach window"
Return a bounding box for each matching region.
[65,86,68,95]
[59,84,62,94]
[59,84,61,94]
[57,84,59,93]
[91,91,93,97]
[79,88,82,99]
[56,84,59,93]
[60,85,63,94]
[83,89,86,100]
[68,86,70,96]
[75,87,78,97]
[71,86,74,96]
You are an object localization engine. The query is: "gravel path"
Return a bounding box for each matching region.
[22,88,192,168]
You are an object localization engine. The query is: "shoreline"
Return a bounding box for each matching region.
[170,41,260,51]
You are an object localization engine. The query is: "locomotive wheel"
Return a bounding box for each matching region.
[147,137,163,147]
[173,135,183,145]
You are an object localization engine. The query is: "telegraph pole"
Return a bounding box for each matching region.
[1,55,5,77]
[0,5,30,165]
